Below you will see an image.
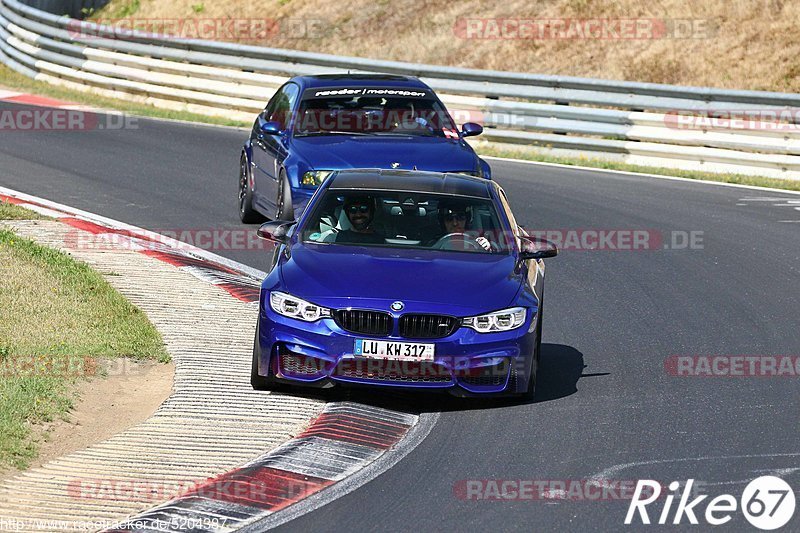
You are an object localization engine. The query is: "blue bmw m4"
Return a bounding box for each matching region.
[251,169,557,398]
[239,74,491,223]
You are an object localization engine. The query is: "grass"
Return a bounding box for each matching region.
[0,220,168,469]
[476,146,800,192]
[0,65,250,128]
[0,201,48,221]
[112,0,141,18]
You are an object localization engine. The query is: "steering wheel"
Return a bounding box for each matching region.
[433,232,482,251]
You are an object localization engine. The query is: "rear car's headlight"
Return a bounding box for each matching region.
[301,170,334,188]
[270,291,331,322]
[462,307,526,333]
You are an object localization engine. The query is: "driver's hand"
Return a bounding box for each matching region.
[476,237,491,251]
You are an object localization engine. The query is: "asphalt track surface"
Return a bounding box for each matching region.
[1,101,798,532]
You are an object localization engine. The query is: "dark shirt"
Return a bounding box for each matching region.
[335,229,385,245]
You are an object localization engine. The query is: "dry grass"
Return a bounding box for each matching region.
[96,0,800,92]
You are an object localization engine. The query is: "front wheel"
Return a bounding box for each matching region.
[239,154,265,224]
[251,322,271,390]
[275,170,293,221]
[518,298,543,401]
[251,323,293,392]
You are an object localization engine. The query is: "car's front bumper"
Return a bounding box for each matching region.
[257,307,537,396]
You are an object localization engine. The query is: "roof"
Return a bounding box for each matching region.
[326,169,493,199]
[292,74,429,90]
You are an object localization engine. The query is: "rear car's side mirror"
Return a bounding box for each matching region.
[258,118,282,136]
[519,236,558,261]
[461,122,483,137]
[257,221,294,243]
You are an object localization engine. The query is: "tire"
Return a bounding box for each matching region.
[251,322,271,390]
[275,170,293,221]
[239,154,264,224]
[519,297,543,401]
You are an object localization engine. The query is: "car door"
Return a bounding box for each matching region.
[251,82,300,213]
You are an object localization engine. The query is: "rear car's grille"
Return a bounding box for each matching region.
[334,309,392,336]
[333,360,451,383]
[399,314,460,339]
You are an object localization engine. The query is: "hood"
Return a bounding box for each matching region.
[289,134,479,173]
[279,243,523,317]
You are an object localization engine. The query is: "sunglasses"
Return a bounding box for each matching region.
[444,212,467,221]
[347,204,371,214]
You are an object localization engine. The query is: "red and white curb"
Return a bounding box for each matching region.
[106,403,419,532]
[0,188,263,303]
[0,89,97,110]
[0,187,438,531]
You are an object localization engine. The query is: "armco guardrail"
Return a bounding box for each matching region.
[2,0,800,179]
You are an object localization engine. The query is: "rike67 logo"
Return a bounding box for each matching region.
[626,477,796,530]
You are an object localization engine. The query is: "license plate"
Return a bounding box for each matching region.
[354,339,435,361]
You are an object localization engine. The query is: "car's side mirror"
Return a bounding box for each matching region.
[257,221,294,243]
[461,122,483,137]
[519,236,558,260]
[258,118,282,136]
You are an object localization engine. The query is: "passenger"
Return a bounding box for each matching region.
[335,196,385,245]
[433,201,491,251]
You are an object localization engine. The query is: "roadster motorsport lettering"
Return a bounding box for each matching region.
[312,88,428,98]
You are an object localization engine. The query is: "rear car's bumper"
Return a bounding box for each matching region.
[256,306,537,396]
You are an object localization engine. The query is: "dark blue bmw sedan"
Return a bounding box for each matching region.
[239,74,491,223]
[251,169,557,398]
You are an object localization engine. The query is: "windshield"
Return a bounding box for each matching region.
[301,190,513,254]
[293,87,459,138]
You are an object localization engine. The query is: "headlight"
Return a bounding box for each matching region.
[270,291,331,322]
[462,307,526,333]
[301,170,334,188]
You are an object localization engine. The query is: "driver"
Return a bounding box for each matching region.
[335,195,385,245]
[433,201,491,251]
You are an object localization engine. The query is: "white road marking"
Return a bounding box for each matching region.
[588,453,800,488]
[739,197,800,201]
[737,196,800,221]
